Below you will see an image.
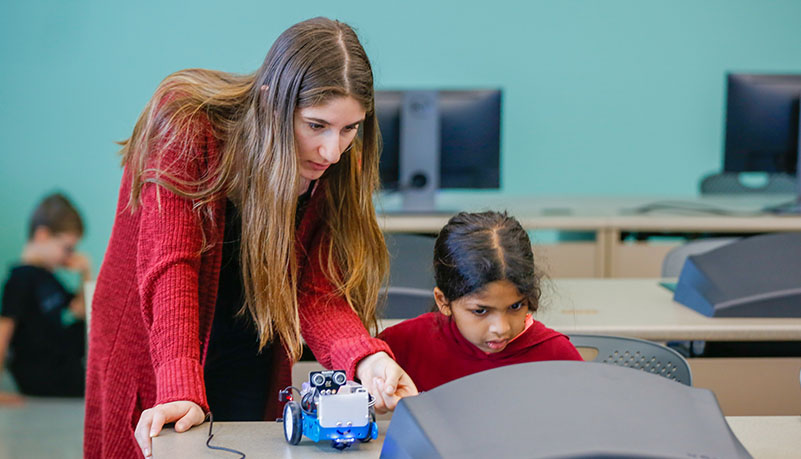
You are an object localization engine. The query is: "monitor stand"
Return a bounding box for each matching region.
[399,91,440,213]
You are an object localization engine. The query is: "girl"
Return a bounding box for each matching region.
[84,17,416,459]
[378,211,581,392]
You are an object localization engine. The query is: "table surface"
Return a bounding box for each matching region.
[378,278,801,341]
[154,421,389,459]
[153,416,801,459]
[376,193,801,232]
[0,397,84,459]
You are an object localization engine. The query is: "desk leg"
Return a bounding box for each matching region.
[595,228,618,278]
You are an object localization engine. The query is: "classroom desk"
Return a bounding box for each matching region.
[376,193,801,277]
[378,278,801,341]
[372,278,801,416]
[152,417,801,458]
[534,278,801,342]
[531,278,801,416]
[0,397,84,459]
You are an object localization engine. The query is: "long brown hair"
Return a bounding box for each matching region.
[118,17,388,361]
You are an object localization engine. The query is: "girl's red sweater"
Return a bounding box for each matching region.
[378,312,582,392]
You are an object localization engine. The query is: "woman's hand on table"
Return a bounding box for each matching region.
[134,400,205,457]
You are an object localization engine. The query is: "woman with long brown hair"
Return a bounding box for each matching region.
[84,17,417,458]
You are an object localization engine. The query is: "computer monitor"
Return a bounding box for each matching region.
[724,74,801,173]
[375,89,501,211]
[723,73,801,211]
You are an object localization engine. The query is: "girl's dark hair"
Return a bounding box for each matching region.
[433,211,540,311]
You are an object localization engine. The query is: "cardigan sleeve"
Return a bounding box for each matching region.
[134,118,217,411]
[297,231,394,381]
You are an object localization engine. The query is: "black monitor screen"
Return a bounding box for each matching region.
[376,90,501,190]
[724,73,801,173]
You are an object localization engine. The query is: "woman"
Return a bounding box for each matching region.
[84,17,417,458]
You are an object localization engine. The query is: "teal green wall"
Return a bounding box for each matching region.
[2,0,801,272]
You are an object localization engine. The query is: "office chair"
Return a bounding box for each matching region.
[661,237,740,277]
[382,233,436,319]
[699,172,795,194]
[569,334,693,386]
[381,286,434,319]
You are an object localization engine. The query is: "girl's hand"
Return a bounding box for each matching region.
[356,351,418,414]
[134,400,205,457]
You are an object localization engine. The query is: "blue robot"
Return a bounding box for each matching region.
[280,370,378,450]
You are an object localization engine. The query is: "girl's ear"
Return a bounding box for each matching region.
[527,296,539,313]
[433,287,451,316]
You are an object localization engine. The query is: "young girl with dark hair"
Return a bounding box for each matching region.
[379,211,581,391]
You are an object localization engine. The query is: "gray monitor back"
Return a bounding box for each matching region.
[381,361,751,459]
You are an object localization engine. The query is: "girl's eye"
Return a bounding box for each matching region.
[471,308,487,316]
[308,122,325,130]
[509,301,525,311]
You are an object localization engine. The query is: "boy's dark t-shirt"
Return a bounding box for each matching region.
[1,265,85,396]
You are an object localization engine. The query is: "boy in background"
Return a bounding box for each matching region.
[0,193,92,401]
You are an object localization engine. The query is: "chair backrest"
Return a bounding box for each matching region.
[569,334,693,386]
[382,233,436,319]
[382,287,434,319]
[661,237,740,277]
[384,233,436,290]
[699,172,795,194]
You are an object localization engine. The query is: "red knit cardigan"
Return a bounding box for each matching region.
[84,118,392,458]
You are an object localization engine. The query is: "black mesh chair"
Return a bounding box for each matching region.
[569,334,693,386]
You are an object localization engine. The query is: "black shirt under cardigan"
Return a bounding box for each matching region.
[204,184,315,421]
